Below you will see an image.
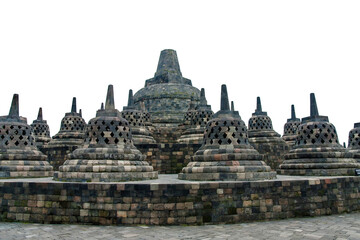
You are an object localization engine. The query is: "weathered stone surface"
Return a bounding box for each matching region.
[54,85,158,182]
[178,88,213,144]
[133,49,201,125]
[279,93,360,176]
[0,94,53,178]
[248,97,289,170]
[121,90,156,144]
[30,107,51,148]
[346,122,360,162]
[41,97,86,170]
[282,105,301,147]
[1,175,359,225]
[179,85,276,181]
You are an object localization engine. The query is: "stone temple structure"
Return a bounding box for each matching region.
[178,88,213,144]
[346,122,360,162]
[0,94,53,178]
[279,93,360,176]
[30,107,51,147]
[41,97,87,170]
[121,90,156,144]
[139,101,154,132]
[179,85,276,181]
[133,49,201,143]
[54,85,158,182]
[247,97,289,170]
[178,97,198,135]
[282,105,301,147]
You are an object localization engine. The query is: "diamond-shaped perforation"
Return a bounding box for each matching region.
[84,117,133,146]
[248,115,273,131]
[295,121,339,146]
[0,122,37,148]
[348,126,360,149]
[203,118,249,146]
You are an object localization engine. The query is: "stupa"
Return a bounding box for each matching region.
[48,97,86,146]
[54,85,158,182]
[282,105,301,147]
[30,107,51,147]
[178,85,276,181]
[178,97,198,134]
[279,93,360,176]
[133,49,200,126]
[121,90,156,144]
[139,101,155,132]
[346,122,360,161]
[41,97,87,170]
[0,94,53,178]
[178,88,213,144]
[247,97,289,170]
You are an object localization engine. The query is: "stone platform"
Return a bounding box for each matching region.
[0,174,359,226]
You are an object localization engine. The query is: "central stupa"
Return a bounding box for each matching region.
[133,49,201,125]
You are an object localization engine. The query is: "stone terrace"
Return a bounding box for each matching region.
[0,174,359,225]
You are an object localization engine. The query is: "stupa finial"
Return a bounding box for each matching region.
[291,105,296,119]
[302,93,328,123]
[231,101,235,111]
[256,97,262,112]
[287,104,300,122]
[101,103,104,110]
[8,94,19,118]
[200,88,207,105]
[253,96,267,116]
[127,89,134,107]
[79,109,82,117]
[220,84,230,111]
[105,85,115,110]
[310,93,319,117]
[155,49,181,77]
[71,97,77,113]
[37,107,43,121]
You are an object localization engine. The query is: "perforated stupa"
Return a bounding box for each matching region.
[121,89,156,144]
[279,93,360,176]
[30,107,51,147]
[282,105,301,146]
[178,88,213,144]
[0,94,53,178]
[247,97,289,170]
[178,85,276,181]
[47,97,87,147]
[54,85,158,182]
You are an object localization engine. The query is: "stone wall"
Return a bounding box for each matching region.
[249,140,289,170]
[39,145,79,171]
[0,176,359,225]
[136,143,202,174]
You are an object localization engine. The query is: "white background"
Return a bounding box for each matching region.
[0,1,359,145]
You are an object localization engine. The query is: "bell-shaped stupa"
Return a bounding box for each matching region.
[121,89,156,144]
[247,97,289,170]
[133,49,200,125]
[346,123,360,162]
[48,97,87,147]
[42,97,87,170]
[178,85,276,181]
[178,88,214,144]
[279,93,360,176]
[282,105,301,147]
[139,101,155,132]
[54,85,158,182]
[30,107,51,147]
[0,94,53,178]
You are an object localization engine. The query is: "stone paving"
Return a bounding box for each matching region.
[0,212,359,240]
